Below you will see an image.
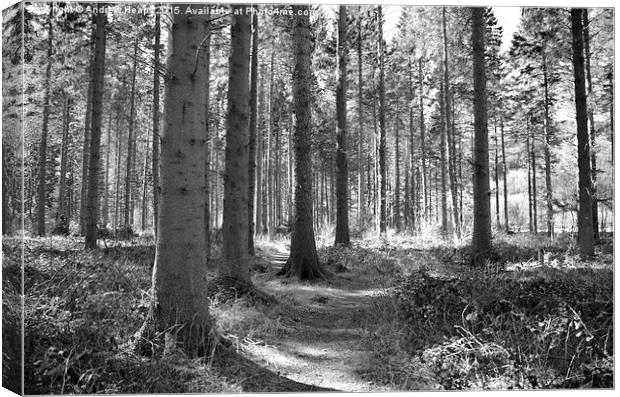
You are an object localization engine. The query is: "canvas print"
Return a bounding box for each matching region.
[1,1,614,394]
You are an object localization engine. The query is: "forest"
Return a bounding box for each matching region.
[1,1,615,393]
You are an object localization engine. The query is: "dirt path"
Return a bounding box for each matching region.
[242,251,390,392]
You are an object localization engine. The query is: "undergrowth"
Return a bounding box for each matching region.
[6,238,240,394]
[361,233,613,390]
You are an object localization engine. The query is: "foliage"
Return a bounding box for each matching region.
[11,237,240,394]
[393,264,613,389]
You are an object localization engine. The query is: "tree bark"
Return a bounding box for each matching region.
[377,6,387,237]
[145,6,213,355]
[152,8,161,239]
[266,51,275,240]
[57,95,70,223]
[393,111,401,232]
[37,6,54,236]
[442,7,459,238]
[439,80,449,236]
[571,8,595,258]
[541,43,554,239]
[102,105,112,228]
[500,116,509,232]
[255,67,264,236]
[85,11,106,249]
[583,9,598,242]
[248,8,258,255]
[124,39,139,228]
[221,5,251,285]
[80,34,94,236]
[280,5,324,280]
[357,7,365,229]
[418,58,428,223]
[526,117,533,232]
[471,7,491,264]
[335,5,350,246]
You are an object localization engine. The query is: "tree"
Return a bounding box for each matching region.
[571,8,594,258]
[221,5,251,285]
[152,8,161,239]
[124,39,139,227]
[335,5,350,246]
[582,9,598,242]
[142,6,212,355]
[248,8,259,255]
[471,7,491,264]
[377,6,387,236]
[84,11,106,249]
[36,6,53,236]
[279,5,324,280]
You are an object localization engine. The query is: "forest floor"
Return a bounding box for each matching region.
[3,230,615,393]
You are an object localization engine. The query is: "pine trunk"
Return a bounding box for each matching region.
[280,5,324,280]
[146,7,213,355]
[357,7,365,229]
[124,40,138,228]
[377,6,387,237]
[500,116,509,231]
[418,58,428,223]
[80,37,94,236]
[583,9,599,241]
[248,9,258,255]
[58,95,70,222]
[37,7,53,236]
[541,44,554,239]
[152,8,161,239]
[571,8,595,258]
[439,81,449,236]
[221,6,251,285]
[471,7,491,264]
[102,107,112,227]
[84,11,106,249]
[335,5,350,246]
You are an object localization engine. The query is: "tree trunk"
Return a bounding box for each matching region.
[571,8,595,258]
[442,7,459,238]
[439,80,449,236]
[145,7,213,355]
[500,116,509,232]
[152,8,161,239]
[357,7,365,229]
[583,9,598,242]
[527,117,533,233]
[531,127,538,234]
[80,35,94,236]
[266,51,275,240]
[203,19,211,261]
[541,43,554,239]
[248,8,258,255]
[37,6,53,236]
[85,11,106,249]
[57,95,70,223]
[221,5,251,285]
[114,107,122,230]
[255,68,264,236]
[102,105,112,228]
[377,6,387,237]
[393,111,401,232]
[124,39,139,228]
[471,7,491,264]
[494,117,500,229]
[418,58,428,223]
[335,5,350,246]
[140,135,149,231]
[280,5,324,280]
